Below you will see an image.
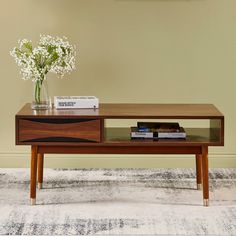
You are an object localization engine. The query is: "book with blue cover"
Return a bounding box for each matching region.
[137,122,180,132]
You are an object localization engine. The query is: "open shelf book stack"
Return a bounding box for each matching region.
[130,122,186,140]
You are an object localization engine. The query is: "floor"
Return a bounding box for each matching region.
[0,168,235,235]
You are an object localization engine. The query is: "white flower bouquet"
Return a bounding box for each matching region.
[10,35,76,109]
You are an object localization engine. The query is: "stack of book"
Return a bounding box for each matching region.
[130,122,186,140]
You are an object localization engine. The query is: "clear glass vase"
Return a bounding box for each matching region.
[31,78,51,110]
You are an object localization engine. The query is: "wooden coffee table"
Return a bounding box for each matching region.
[15,103,224,206]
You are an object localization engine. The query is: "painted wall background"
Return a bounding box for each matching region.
[0,0,235,167]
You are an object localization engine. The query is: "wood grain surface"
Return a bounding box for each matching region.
[16,103,224,119]
[18,118,101,143]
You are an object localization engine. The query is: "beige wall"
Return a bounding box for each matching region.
[0,0,235,168]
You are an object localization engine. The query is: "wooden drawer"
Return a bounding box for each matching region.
[17,118,101,143]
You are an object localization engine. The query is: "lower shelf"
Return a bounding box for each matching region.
[104,127,221,146]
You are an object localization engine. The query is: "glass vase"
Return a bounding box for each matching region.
[31,78,51,110]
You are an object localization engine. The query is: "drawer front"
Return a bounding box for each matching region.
[18,118,101,143]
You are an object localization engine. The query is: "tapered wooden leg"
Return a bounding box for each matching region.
[30,146,38,205]
[37,153,44,189]
[202,146,209,207]
[196,154,202,190]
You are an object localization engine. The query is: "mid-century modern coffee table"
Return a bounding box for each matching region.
[15,103,224,206]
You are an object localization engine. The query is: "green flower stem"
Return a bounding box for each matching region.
[35,81,39,104]
[34,79,43,104]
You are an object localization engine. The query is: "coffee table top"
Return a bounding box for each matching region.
[16,103,224,119]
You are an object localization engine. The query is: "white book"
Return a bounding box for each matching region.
[131,132,154,139]
[158,132,186,139]
[130,127,156,139]
[54,96,99,109]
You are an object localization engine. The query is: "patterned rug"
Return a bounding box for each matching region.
[0,168,235,235]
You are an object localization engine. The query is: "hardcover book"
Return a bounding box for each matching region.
[137,122,180,132]
[54,96,99,109]
[130,127,158,139]
[157,127,186,139]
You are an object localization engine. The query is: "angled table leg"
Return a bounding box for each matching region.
[195,154,202,190]
[202,146,209,207]
[30,145,38,205]
[37,153,44,189]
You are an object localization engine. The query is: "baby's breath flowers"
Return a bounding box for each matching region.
[10,35,76,107]
[10,35,76,81]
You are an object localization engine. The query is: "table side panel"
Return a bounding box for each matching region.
[210,118,224,146]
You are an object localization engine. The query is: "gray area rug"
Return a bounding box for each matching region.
[0,168,235,235]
